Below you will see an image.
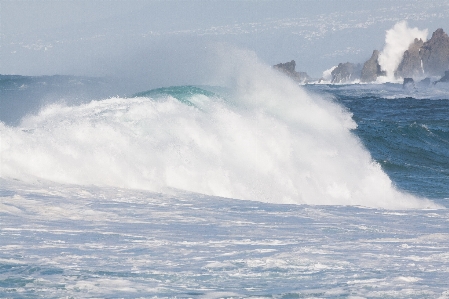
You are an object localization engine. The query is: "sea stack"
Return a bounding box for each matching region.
[395,38,425,79]
[435,70,449,84]
[331,62,362,83]
[361,50,385,82]
[360,28,449,82]
[402,77,415,89]
[420,28,449,77]
[273,60,311,83]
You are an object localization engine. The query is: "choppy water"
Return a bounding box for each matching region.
[1,182,449,298]
[1,60,449,297]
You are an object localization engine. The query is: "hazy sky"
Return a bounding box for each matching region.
[1,0,449,89]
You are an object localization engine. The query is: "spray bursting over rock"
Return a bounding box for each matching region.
[377,21,428,81]
[298,22,449,84]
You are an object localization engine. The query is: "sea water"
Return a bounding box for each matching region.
[1,54,449,298]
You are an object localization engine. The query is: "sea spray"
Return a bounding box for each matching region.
[0,49,439,209]
[321,66,337,83]
[378,21,428,82]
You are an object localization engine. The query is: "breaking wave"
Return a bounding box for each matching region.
[0,49,439,209]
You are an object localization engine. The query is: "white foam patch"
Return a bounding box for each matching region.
[395,276,422,283]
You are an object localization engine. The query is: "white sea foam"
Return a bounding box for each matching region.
[378,21,428,81]
[0,48,439,209]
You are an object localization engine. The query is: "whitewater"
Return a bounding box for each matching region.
[1,50,449,298]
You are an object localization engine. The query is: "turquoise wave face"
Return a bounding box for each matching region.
[132,86,220,107]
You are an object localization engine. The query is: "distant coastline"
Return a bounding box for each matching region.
[274,24,449,86]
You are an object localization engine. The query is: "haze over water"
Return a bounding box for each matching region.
[2,1,449,89]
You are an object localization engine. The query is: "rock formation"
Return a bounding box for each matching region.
[417,77,431,87]
[359,28,449,82]
[361,50,385,82]
[273,60,310,83]
[435,70,449,84]
[402,78,415,89]
[274,60,296,73]
[395,38,425,79]
[393,28,449,80]
[274,28,448,84]
[420,28,449,77]
[331,62,362,83]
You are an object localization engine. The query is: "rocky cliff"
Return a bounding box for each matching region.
[420,28,449,77]
[394,28,449,80]
[331,62,362,83]
[275,28,448,84]
[395,38,425,79]
[361,50,386,82]
[435,70,449,84]
[273,60,310,83]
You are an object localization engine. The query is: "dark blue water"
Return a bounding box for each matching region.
[306,84,449,203]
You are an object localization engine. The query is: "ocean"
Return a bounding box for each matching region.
[1,60,449,298]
